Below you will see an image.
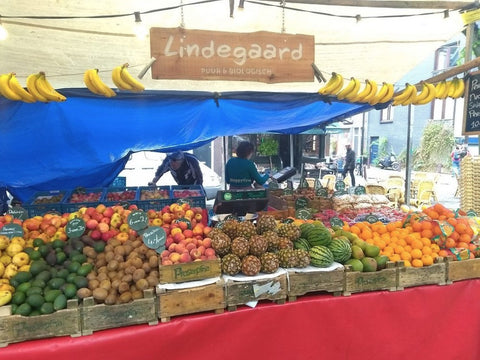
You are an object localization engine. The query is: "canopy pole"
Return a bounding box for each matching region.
[223,136,228,190]
[405,104,413,205]
[289,134,294,168]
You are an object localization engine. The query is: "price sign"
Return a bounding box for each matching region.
[314,179,322,190]
[0,223,23,238]
[365,214,379,224]
[354,186,366,195]
[177,198,192,206]
[174,217,191,229]
[127,210,149,231]
[281,218,294,224]
[463,71,480,135]
[315,188,328,197]
[300,178,309,188]
[330,216,344,228]
[333,190,347,197]
[142,226,167,253]
[65,218,86,239]
[295,208,312,220]
[295,197,308,209]
[7,206,28,220]
[283,188,293,196]
[335,180,346,191]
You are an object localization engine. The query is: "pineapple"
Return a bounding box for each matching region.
[277,237,294,250]
[249,235,268,257]
[235,221,256,240]
[277,248,298,268]
[222,219,239,240]
[211,231,231,257]
[277,223,301,242]
[256,215,277,234]
[295,249,310,268]
[260,252,280,274]
[231,237,249,259]
[263,230,280,252]
[221,254,242,275]
[241,255,262,276]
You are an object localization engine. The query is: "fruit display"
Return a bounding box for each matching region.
[318,72,465,106]
[173,189,204,198]
[105,189,136,202]
[0,71,66,103]
[140,188,170,200]
[32,193,65,204]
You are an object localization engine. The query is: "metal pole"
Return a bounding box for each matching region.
[405,104,413,204]
[289,134,294,167]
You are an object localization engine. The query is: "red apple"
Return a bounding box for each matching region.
[103,207,114,218]
[86,219,98,230]
[90,229,102,240]
[96,204,106,214]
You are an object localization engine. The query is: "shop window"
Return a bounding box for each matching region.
[380,105,393,123]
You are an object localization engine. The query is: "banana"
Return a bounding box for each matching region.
[377,83,394,104]
[368,82,388,105]
[393,83,416,106]
[336,77,357,100]
[84,69,116,97]
[447,79,457,98]
[8,73,36,103]
[35,72,66,102]
[435,80,448,99]
[0,73,22,101]
[112,65,134,91]
[119,63,145,92]
[318,72,342,95]
[451,77,465,99]
[26,73,49,102]
[414,82,436,105]
[401,84,418,105]
[361,79,378,103]
[349,80,372,103]
[344,78,361,101]
[413,82,430,104]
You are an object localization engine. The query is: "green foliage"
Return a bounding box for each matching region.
[413,122,455,172]
[258,136,279,171]
[370,137,392,166]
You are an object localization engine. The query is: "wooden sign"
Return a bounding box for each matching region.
[150,28,314,83]
[463,71,480,135]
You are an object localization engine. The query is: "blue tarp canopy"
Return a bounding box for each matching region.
[0,89,374,202]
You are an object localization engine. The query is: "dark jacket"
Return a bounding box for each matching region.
[344,149,356,171]
[155,153,203,185]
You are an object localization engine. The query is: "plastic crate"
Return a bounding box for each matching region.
[171,185,206,208]
[111,176,126,187]
[63,188,106,213]
[136,186,173,212]
[25,190,68,217]
[103,187,139,207]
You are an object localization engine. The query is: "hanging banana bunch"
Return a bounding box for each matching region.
[446,77,465,99]
[111,63,145,92]
[25,72,66,102]
[318,72,344,95]
[84,69,116,97]
[412,81,436,105]
[0,73,37,103]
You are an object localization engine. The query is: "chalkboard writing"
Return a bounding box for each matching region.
[354,186,366,195]
[142,226,166,253]
[65,218,86,238]
[175,218,192,229]
[295,197,308,209]
[315,187,328,197]
[463,72,480,135]
[330,217,344,228]
[0,223,24,238]
[7,207,28,220]
[295,208,311,220]
[127,210,149,231]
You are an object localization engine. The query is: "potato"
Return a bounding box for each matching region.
[114,246,126,257]
[88,279,100,290]
[97,272,108,282]
[142,263,151,274]
[118,281,130,294]
[131,290,143,300]
[86,271,98,281]
[131,257,143,269]
[92,287,109,302]
[104,293,117,305]
[107,271,118,280]
[146,249,157,259]
[148,255,158,268]
[123,244,133,255]
[109,239,121,247]
[111,278,121,290]
[95,257,107,268]
[83,246,97,259]
[119,291,132,304]
[105,251,115,262]
[104,244,114,253]
[99,279,112,291]
[132,269,146,282]
[146,276,158,287]
[136,278,149,291]
[77,287,92,299]
[114,254,124,263]
[125,265,137,275]
[121,274,133,283]
[106,259,119,272]
[132,240,142,248]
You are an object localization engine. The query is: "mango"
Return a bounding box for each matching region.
[0,290,12,306]
[351,245,365,260]
[361,257,378,272]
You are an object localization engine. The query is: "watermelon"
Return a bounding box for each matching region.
[309,245,334,268]
[306,226,332,247]
[294,238,311,251]
[328,237,352,264]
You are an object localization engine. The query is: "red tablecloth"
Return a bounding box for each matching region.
[2,279,480,360]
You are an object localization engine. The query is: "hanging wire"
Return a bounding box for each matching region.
[179,0,185,28]
[281,0,286,33]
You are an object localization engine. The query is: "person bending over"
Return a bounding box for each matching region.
[149,151,203,186]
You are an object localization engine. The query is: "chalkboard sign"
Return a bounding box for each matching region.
[335,180,346,191]
[283,188,293,196]
[354,186,366,195]
[174,217,192,229]
[127,210,149,231]
[463,71,480,135]
[365,214,379,224]
[330,216,344,228]
[0,223,24,238]
[65,218,86,239]
[295,208,312,220]
[295,197,308,209]
[176,198,192,206]
[142,226,166,253]
[315,187,328,197]
[7,206,28,221]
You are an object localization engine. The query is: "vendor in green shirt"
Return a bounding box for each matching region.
[225,141,270,189]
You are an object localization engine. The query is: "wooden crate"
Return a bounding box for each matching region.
[0,299,81,347]
[447,257,480,283]
[287,266,344,301]
[224,271,287,311]
[267,194,289,210]
[343,262,397,296]
[396,258,447,290]
[156,279,225,322]
[159,259,221,284]
[81,289,158,336]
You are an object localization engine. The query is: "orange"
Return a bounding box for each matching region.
[438,249,449,258]
[411,248,423,259]
[455,223,468,235]
[411,221,423,233]
[412,259,424,267]
[404,245,412,253]
[421,229,433,239]
[422,246,432,255]
[445,237,456,248]
[459,233,472,244]
[421,255,434,266]
[350,225,360,235]
[390,253,401,262]
[430,243,440,252]
[394,245,405,255]
[403,259,412,267]
[400,251,412,262]
[411,239,424,250]
[421,237,432,247]
[457,241,469,249]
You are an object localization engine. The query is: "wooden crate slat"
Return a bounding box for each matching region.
[287,267,344,301]
[159,259,221,284]
[396,258,447,290]
[343,262,397,296]
[447,257,480,283]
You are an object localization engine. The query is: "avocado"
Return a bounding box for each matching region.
[30,279,46,289]
[66,272,77,284]
[62,283,77,299]
[30,260,48,276]
[56,268,70,280]
[53,294,67,311]
[45,251,57,266]
[70,238,85,252]
[26,293,45,309]
[35,269,52,283]
[16,281,32,294]
[71,254,87,264]
[29,250,42,261]
[11,291,26,306]
[67,261,81,274]
[48,277,66,290]
[44,289,62,303]
[15,303,32,316]
[11,271,33,285]
[73,275,88,289]
[56,251,67,265]
[40,302,54,315]
[33,238,45,247]
[29,309,41,316]
[92,241,106,253]
[77,263,93,277]
[23,247,35,256]
[52,239,65,249]
[25,286,43,297]
[38,244,52,257]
